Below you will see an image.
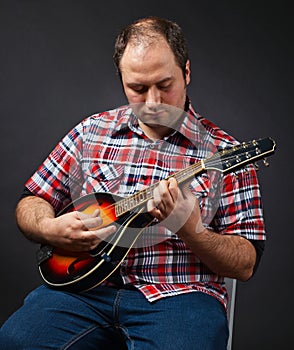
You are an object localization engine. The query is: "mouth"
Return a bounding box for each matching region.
[143,110,166,118]
[138,110,169,126]
[131,103,185,128]
[140,104,170,118]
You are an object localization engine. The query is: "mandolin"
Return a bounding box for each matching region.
[36,137,276,292]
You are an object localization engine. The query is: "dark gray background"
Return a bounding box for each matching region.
[0,0,292,348]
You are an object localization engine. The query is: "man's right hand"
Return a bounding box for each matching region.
[16,196,116,252]
[40,210,117,252]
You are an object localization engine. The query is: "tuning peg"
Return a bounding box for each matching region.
[254,162,259,171]
[262,158,270,167]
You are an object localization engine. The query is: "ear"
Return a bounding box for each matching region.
[185,60,191,86]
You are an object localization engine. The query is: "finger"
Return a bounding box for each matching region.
[167,177,179,203]
[80,224,117,250]
[147,198,156,211]
[152,183,163,208]
[158,178,179,213]
[77,208,100,220]
[147,199,163,220]
[82,216,103,230]
[92,224,117,241]
[77,209,103,229]
[153,180,171,209]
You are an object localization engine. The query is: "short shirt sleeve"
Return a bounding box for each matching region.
[212,164,266,241]
[24,122,85,213]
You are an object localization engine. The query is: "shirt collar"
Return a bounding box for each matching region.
[111,105,141,136]
[111,98,203,144]
[176,97,203,145]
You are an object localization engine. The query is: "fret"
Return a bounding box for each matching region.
[173,163,203,184]
[113,138,276,218]
[114,161,205,217]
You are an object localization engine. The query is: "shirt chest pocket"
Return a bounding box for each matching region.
[84,163,125,194]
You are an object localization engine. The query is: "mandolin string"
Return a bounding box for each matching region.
[106,158,246,215]
[206,148,262,166]
[88,142,261,217]
[115,162,203,215]
[113,162,204,216]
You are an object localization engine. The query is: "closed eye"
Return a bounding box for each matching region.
[157,83,172,91]
[132,86,148,94]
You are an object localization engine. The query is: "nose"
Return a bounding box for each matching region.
[145,87,161,108]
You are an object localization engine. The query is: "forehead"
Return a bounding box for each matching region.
[120,39,177,80]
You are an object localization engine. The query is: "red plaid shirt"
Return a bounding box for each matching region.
[25,100,266,308]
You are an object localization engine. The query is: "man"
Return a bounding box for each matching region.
[0,16,265,349]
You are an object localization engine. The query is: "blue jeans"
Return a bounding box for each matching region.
[0,285,228,349]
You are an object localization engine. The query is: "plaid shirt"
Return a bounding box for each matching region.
[25,100,266,308]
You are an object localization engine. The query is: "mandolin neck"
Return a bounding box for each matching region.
[115,161,204,216]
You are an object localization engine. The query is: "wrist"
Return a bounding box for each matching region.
[37,216,55,243]
[177,216,206,240]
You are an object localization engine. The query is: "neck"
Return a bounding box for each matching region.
[138,120,173,141]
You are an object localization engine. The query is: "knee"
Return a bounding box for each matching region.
[0,327,23,350]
